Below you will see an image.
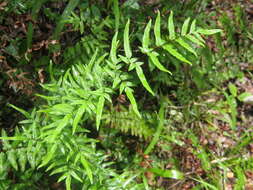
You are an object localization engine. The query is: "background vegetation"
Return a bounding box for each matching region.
[0,0,253,189]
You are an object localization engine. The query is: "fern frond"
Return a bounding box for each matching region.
[105,106,154,139]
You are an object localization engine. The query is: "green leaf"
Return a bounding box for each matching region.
[72,104,86,134]
[120,83,126,94]
[142,174,150,190]
[74,153,81,165]
[96,53,108,65]
[7,150,18,170]
[135,65,154,95]
[154,11,162,46]
[234,166,246,189]
[96,96,105,130]
[191,178,218,190]
[148,52,171,73]
[66,174,72,190]
[196,28,222,35]
[175,38,197,56]
[149,168,184,179]
[80,156,93,184]
[185,34,205,47]
[110,32,119,64]
[228,83,237,97]
[142,19,152,51]
[8,104,30,119]
[144,104,165,154]
[124,19,132,58]
[190,19,196,33]
[181,17,190,36]
[129,62,136,71]
[0,153,6,172]
[49,60,55,81]
[125,87,141,118]
[0,136,28,141]
[112,75,121,88]
[31,0,44,20]
[163,44,192,65]
[53,0,80,39]
[119,55,130,64]
[1,130,11,149]
[168,11,175,40]
[193,32,205,43]
[238,92,253,104]
[87,49,98,71]
[51,104,74,114]
[113,0,120,31]
[36,94,59,101]
[122,174,139,188]
[39,143,58,168]
[57,173,68,183]
[50,166,68,175]
[54,114,71,136]
[70,170,83,183]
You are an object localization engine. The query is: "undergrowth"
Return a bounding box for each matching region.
[1,0,253,189]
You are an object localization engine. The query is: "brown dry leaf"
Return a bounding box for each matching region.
[245,171,253,190]
[246,183,253,190]
[225,183,233,190]
[249,144,253,154]
[0,1,7,10]
[144,0,160,5]
[38,69,45,83]
[0,55,6,62]
[182,181,194,190]
[117,94,126,104]
[144,171,154,186]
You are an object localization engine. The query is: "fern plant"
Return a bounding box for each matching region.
[104,105,155,139]
[0,11,221,189]
[107,11,221,116]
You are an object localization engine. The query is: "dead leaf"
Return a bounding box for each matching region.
[0,1,7,10]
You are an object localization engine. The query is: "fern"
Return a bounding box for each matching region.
[0,10,221,190]
[109,11,221,117]
[105,106,155,139]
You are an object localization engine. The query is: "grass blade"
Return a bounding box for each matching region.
[149,168,184,179]
[0,136,28,141]
[8,104,30,119]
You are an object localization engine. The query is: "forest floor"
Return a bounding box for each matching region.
[1,0,253,189]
